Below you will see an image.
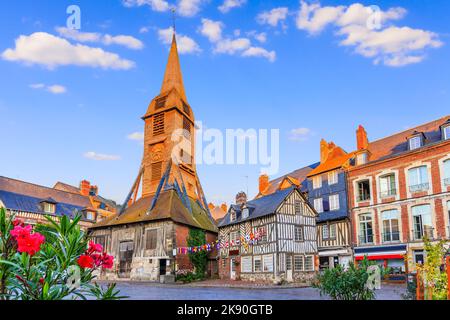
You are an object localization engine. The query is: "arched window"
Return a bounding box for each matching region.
[359,213,373,244]
[408,166,429,192]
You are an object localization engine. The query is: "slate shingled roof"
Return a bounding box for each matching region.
[263,163,320,195]
[91,189,217,233]
[219,187,295,227]
[0,176,94,219]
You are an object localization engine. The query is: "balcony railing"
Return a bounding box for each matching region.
[357,194,371,202]
[409,183,430,193]
[382,232,401,243]
[359,235,374,245]
[412,227,434,241]
[444,178,450,186]
[380,189,397,198]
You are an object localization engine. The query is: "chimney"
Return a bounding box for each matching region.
[235,192,247,207]
[80,180,91,196]
[356,125,369,150]
[320,139,330,163]
[220,203,228,213]
[208,203,215,211]
[259,174,269,194]
[90,185,98,196]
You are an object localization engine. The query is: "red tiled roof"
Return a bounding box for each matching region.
[307,147,354,177]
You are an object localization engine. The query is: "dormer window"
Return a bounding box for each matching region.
[443,124,450,140]
[83,210,95,221]
[230,210,236,222]
[40,198,57,214]
[242,208,249,219]
[408,135,423,150]
[43,202,55,214]
[356,152,368,166]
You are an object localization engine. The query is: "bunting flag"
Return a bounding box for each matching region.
[175,230,266,255]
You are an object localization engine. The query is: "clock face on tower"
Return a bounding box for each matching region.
[151,144,164,162]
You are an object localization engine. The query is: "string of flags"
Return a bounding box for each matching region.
[176,230,266,255]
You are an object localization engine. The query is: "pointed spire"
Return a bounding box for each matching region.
[160,31,187,102]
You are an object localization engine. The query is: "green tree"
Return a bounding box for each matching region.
[187,228,208,280]
[416,238,448,300]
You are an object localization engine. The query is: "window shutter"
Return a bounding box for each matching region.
[153,113,165,136]
[151,162,163,181]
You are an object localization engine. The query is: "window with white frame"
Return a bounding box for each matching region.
[322,225,329,239]
[294,226,304,241]
[43,202,56,214]
[254,256,262,272]
[328,170,338,185]
[329,194,340,211]
[241,256,252,273]
[412,204,433,240]
[381,209,400,243]
[263,255,274,272]
[409,136,423,150]
[305,256,314,271]
[444,125,450,140]
[314,198,323,213]
[313,176,322,189]
[444,160,450,185]
[294,200,302,215]
[242,208,249,219]
[408,166,429,192]
[330,224,336,238]
[230,231,240,244]
[359,213,373,244]
[379,174,397,198]
[447,201,450,234]
[294,255,304,271]
[230,210,236,222]
[357,152,368,165]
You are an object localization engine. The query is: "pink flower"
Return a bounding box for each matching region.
[11,225,45,256]
[88,241,103,254]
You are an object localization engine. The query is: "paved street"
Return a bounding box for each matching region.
[101,282,407,300]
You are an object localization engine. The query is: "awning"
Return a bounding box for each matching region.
[354,244,407,261]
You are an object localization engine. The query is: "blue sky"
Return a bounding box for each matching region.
[0,0,449,206]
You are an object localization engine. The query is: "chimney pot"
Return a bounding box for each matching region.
[235,192,247,207]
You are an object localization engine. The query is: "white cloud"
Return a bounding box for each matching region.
[102,34,144,50]
[2,32,135,70]
[139,26,150,34]
[247,31,267,43]
[122,0,170,12]
[214,38,251,55]
[56,27,144,50]
[199,19,224,42]
[199,20,276,62]
[257,7,289,27]
[289,128,312,141]
[178,0,205,17]
[83,151,121,161]
[295,1,443,67]
[242,47,276,62]
[218,0,246,13]
[158,27,201,54]
[29,83,67,94]
[47,85,67,94]
[127,132,144,141]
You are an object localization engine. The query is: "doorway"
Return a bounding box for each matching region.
[119,241,134,278]
[159,259,167,276]
[286,255,293,282]
[230,258,236,280]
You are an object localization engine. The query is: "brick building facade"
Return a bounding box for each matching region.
[348,116,450,278]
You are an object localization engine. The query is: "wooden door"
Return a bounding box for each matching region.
[119,241,134,278]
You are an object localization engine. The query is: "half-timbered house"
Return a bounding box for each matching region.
[218,188,318,284]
